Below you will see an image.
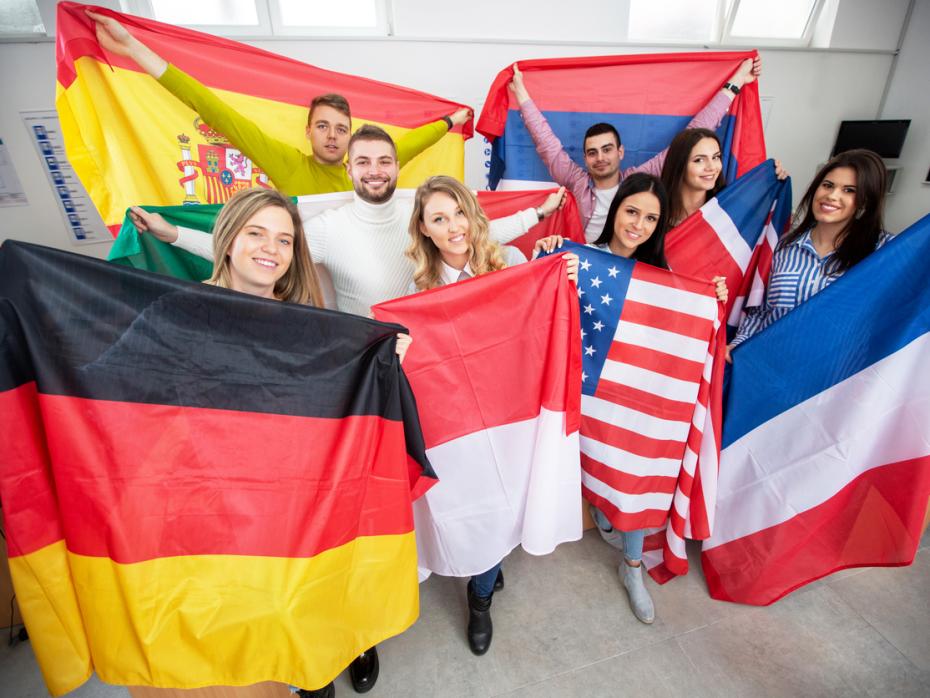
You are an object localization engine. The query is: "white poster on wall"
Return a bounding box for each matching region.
[0,137,28,207]
[21,110,111,245]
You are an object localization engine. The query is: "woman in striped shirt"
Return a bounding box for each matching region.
[730,149,889,354]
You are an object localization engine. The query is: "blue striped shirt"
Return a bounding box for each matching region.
[732,229,890,346]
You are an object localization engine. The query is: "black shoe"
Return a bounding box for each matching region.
[493,568,504,592]
[466,580,493,656]
[297,683,334,698]
[349,646,379,694]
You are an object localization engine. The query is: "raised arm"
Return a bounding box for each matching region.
[624,56,762,178]
[509,65,590,192]
[487,187,565,244]
[396,108,472,168]
[87,10,304,190]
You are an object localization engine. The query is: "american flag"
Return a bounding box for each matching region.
[645,160,793,581]
[561,242,720,534]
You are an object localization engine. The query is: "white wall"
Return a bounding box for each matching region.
[0,0,918,257]
[880,0,930,233]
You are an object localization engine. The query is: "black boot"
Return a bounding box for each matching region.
[349,646,379,693]
[297,684,334,698]
[493,568,504,592]
[467,581,493,656]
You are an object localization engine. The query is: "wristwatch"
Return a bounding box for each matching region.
[723,82,741,95]
[535,206,545,221]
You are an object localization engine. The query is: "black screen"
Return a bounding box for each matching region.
[832,120,910,158]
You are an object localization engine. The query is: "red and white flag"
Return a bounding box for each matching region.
[373,254,582,576]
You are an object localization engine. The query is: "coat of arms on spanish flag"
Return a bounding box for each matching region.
[55,2,471,233]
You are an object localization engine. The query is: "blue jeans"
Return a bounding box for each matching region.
[471,563,502,599]
[592,506,645,561]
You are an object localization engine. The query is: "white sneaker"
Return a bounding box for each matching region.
[621,562,655,624]
[589,504,624,550]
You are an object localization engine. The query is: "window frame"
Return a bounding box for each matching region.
[721,0,827,47]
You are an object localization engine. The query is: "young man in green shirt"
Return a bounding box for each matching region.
[88,10,471,197]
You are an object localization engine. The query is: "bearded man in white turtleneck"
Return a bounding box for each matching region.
[148,125,564,317]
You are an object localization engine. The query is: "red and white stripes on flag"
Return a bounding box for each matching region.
[569,244,719,535]
[646,161,792,581]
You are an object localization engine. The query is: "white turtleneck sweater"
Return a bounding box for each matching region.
[173,191,538,317]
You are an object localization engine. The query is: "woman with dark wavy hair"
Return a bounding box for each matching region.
[730,148,890,354]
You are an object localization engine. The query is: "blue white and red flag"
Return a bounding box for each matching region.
[556,242,720,532]
[476,52,765,191]
[701,213,930,605]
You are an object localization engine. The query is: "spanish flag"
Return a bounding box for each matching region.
[0,240,435,695]
[56,2,471,233]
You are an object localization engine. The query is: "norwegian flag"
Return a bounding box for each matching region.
[644,160,793,582]
[558,242,720,533]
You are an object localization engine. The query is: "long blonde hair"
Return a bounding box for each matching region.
[208,188,323,306]
[406,176,507,291]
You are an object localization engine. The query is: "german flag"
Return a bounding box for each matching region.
[0,241,435,696]
[55,2,471,233]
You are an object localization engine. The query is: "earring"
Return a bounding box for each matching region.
[855,207,865,220]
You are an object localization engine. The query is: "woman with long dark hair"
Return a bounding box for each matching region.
[538,173,727,625]
[660,128,788,227]
[730,149,889,352]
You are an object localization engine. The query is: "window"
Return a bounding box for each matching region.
[627,0,825,46]
[726,0,821,42]
[122,0,387,37]
[148,0,259,26]
[628,0,722,44]
[275,0,382,31]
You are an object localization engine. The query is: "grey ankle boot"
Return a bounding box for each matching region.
[621,562,655,624]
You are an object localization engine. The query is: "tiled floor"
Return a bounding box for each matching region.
[2,529,928,697]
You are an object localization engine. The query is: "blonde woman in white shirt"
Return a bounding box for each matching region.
[405,175,577,656]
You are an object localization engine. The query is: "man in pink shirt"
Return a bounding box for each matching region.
[508,57,761,241]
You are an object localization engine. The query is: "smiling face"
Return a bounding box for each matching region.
[583,132,623,183]
[346,138,398,204]
[610,190,662,257]
[226,205,295,298]
[812,166,858,227]
[305,104,351,165]
[419,191,471,268]
[684,137,723,193]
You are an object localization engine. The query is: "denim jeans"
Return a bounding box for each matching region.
[471,563,502,599]
[592,506,645,561]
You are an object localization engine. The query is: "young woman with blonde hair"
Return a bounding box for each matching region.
[405,175,576,656]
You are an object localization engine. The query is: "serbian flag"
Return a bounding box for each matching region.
[0,241,434,695]
[644,160,792,582]
[107,189,586,281]
[55,2,470,234]
[476,51,765,191]
[703,214,930,605]
[372,255,582,576]
[557,243,720,532]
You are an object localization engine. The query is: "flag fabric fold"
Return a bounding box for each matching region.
[552,242,719,534]
[641,161,792,582]
[55,2,470,233]
[107,189,586,281]
[476,51,765,191]
[701,214,930,606]
[0,240,434,695]
[372,255,582,577]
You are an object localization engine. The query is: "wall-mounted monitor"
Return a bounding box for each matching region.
[831,120,910,159]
